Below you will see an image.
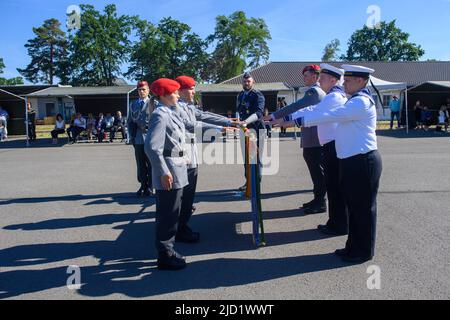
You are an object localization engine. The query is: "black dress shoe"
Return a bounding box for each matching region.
[157,251,186,271]
[341,255,373,264]
[136,185,147,197]
[304,202,327,214]
[301,199,316,209]
[191,205,197,213]
[143,187,154,197]
[318,225,348,236]
[176,229,200,243]
[334,248,349,257]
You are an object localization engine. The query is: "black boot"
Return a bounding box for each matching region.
[176,225,200,243]
[157,251,186,271]
[317,224,348,236]
[303,199,327,214]
[136,184,147,197]
[300,199,316,209]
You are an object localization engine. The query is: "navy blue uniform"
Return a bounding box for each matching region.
[236,89,266,182]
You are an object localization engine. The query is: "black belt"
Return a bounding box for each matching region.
[342,150,377,161]
[163,151,184,158]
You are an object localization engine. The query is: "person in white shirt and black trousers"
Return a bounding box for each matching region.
[271,65,383,264]
[278,64,349,237]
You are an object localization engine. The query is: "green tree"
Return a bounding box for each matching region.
[207,11,271,83]
[0,58,4,74]
[69,4,135,86]
[0,57,24,85]
[322,39,341,61]
[17,18,69,84]
[126,18,209,82]
[342,20,425,61]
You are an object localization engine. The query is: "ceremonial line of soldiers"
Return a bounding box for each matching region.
[129,63,382,271]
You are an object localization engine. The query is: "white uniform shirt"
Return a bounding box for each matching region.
[290,86,347,145]
[302,88,378,159]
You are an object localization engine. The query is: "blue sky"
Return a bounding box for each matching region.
[1,0,449,82]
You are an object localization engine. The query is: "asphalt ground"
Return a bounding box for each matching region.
[0,130,449,300]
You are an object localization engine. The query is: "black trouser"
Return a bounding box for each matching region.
[323,141,348,233]
[390,111,400,129]
[67,127,83,142]
[133,144,152,188]
[51,129,65,139]
[179,168,198,231]
[28,123,36,140]
[111,126,127,141]
[99,125,113,142]
[155,188,183,254]
[265,125,272,138]
[340,150,382,259]
[303,146,326,202]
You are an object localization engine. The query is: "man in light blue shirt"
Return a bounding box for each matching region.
[389,96,401,129]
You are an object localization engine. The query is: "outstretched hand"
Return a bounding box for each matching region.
[268,118,284,127]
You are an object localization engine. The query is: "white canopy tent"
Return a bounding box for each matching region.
[367,76,409,133]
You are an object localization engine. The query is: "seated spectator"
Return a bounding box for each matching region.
[0,115,7,142]
[111,111,127,142]
[437,105,449,133]
[66,114,76,141]
[421,106,433,131]
[0,106,9,140]
[51,114,66,144]
[102,112,115,142]
[67,113,86,143]
[86,113,97,141]
[96,113,106,143]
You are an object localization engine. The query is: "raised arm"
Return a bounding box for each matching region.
[272,88,321,120]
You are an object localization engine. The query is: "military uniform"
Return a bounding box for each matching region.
[295,65,383,263]
[176,97,231,239]
[289,64,349,235]
[236,84,266,184]
[127,94,153,195]
[271,72,327,211]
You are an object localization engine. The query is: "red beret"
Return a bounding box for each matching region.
[137,81,149,88]
[175,76,196,90]
[150,78,181,97]
[302,65,321,74]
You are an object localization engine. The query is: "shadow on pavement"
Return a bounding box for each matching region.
[0,207,347,298]
[0,192,156,206]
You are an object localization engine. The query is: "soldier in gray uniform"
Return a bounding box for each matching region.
[264,65,327,214]
[128,81,153,197]
[145,78,188,271]
[174,76,238,243]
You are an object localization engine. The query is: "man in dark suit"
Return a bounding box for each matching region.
[236,72,266,191]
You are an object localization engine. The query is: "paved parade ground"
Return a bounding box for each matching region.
[0,131,449,300]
